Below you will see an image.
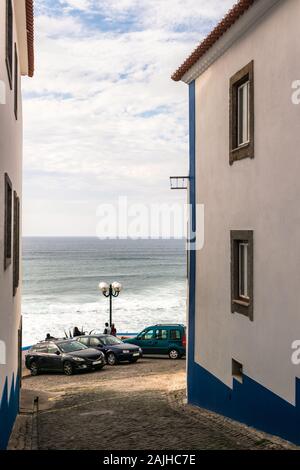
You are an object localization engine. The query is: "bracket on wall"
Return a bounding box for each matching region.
[170,176,189,190]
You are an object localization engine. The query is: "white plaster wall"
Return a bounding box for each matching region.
[194,0,300,405]
[0,0,23,398]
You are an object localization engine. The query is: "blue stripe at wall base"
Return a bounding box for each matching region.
[0,374,20,450]
[188,361,300,445]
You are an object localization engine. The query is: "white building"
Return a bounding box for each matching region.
[172,0,300,444]
[0,0,34,449]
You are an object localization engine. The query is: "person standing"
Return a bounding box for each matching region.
[104,323,111,335]
[73,326,82,337]
[111,324,117,337]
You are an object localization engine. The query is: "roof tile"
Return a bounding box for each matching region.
[171,0,257,82]
[25,0,34,77]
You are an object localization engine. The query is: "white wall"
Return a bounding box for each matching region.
[194,0,300,405]
[0,0,23,399]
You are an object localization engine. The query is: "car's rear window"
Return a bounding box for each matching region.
[170,329,181,340]
[31,344,48,353]
[59,341,87,353]
[100,336,123,346]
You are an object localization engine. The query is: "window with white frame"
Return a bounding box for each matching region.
[237,81,250,147]
[238,242,249,300]
[229,61,254,164]
[231,231,253,320]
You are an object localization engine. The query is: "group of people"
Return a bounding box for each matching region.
[45,322,117,342]
[104,323,117,336]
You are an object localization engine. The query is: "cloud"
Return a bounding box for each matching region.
[22,0,236,236]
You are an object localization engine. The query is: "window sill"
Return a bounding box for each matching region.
[232,299,253,321]
[233,299,250,308]
[232,142,250,152]
[230,141,254,165]
[4,257,12,271]
[232,374,243,384]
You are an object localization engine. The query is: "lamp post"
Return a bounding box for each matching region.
[99,282,123,327]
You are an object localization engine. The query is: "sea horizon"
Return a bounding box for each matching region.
[22,237,187,347]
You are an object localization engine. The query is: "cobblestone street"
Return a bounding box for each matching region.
[9,358,295,450]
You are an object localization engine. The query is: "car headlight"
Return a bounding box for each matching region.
[73,357,85,362]
[139,348,143,352]
[123,350,130,354]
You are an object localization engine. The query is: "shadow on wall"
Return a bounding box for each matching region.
[0,374,20,450]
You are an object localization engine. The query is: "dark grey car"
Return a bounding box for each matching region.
[77,335,142,366]
[25,339,106,376]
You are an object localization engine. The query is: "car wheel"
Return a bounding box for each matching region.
[30,361,39,376]
[63,361,74,376]
[169,349,180,360]
[107,353,117,366]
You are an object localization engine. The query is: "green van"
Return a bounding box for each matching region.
[125,324,186,359]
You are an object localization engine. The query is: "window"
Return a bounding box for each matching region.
[36,345,48,353]
[155,329,168,340]
[170,330,181,340]
[231,231,254,320]
[14,44,18,119]
[6,0,13,89]
[13,191,20,296]
[238,242,248,299]
[59,341,87,353]
[229,61,254,165]
[4,174,12,270]
[90,338,101,347]
[48,345,59,354]
[141,329,154,340]
[78,337,89,347]
[232,359,243,384]
[237,81,250,146]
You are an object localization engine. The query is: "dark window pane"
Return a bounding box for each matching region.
[155,329,168,340]
[170,330,181,340]
[14,44,18,119]
[4,174,12,270]
[13,192,20,296]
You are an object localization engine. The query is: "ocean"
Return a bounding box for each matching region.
[22,238,187,346]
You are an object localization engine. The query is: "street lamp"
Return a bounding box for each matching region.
[99,282,123,327]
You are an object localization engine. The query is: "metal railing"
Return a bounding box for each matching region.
[170,176,189,190]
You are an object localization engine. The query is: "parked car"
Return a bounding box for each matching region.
[25,339,106,376]
[125,324,186,359]
[77,335,142,366]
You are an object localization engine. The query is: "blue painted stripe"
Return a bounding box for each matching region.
[0,373,20,450]
[22,333,139,351]
[190,360,300,445]
[188,80,196,404]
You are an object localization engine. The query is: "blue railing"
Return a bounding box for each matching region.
[22,333,138,351]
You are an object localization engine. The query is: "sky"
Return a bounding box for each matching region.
[22,0,236,237]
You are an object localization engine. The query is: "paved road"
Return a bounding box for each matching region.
[13,358,294,450]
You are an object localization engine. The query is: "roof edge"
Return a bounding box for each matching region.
[171,0,257,82]
[25,0,34,77]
